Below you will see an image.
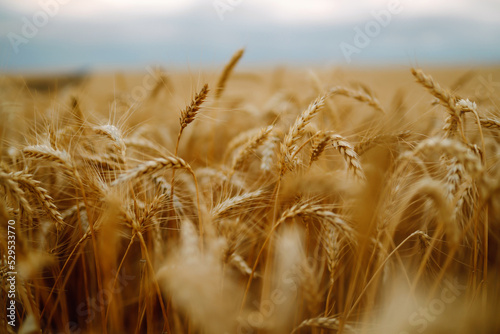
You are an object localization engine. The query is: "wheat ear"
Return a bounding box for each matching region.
[148,70,170,100]
[411,68,460,118]
[70,96,84,127]
[333,136,365,180]
[328,86,385,114]
[309,131,365,179]
[171,84,209,198]
[179,84,210,139]
[411,68,469,142]
[280,95,326,174]
[229,253,260,277]
[11,171,65,230]
[211,189,264,219]
[309,131,330,165]
[0,170,32,215]
[23,145,73,171]
[111,157,191,186]
[215,48,244,101]
[92,124,126,155]
[224,127,266,161]
[479,117,500,130]
[293,317,356,333]
[230,125,273,174]
[398,137,482,178]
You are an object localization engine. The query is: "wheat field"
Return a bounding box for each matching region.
[1,50,500,333]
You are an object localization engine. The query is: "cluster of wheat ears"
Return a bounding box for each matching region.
[1,49,500,333]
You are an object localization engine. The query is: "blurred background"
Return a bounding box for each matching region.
[1,0,500,74]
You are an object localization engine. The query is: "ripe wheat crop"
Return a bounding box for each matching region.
[1,51,500,333]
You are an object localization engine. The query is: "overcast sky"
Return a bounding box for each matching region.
[1,0,500,73]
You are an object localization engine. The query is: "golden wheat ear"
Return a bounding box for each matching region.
[328,86,385,114]
[229,125,273,176]
[293,317,356,334]
[175,83,210,157]
[171,83,209,199]
[280,95,326,175]
[111,156,191,186]
[179,84,210,133]
[214,48,245,101]
[480,117,500,130]
[11,171,65,230]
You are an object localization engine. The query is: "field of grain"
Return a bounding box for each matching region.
[1,50,500,333]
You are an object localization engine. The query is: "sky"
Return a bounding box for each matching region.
[1,0,500,73]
